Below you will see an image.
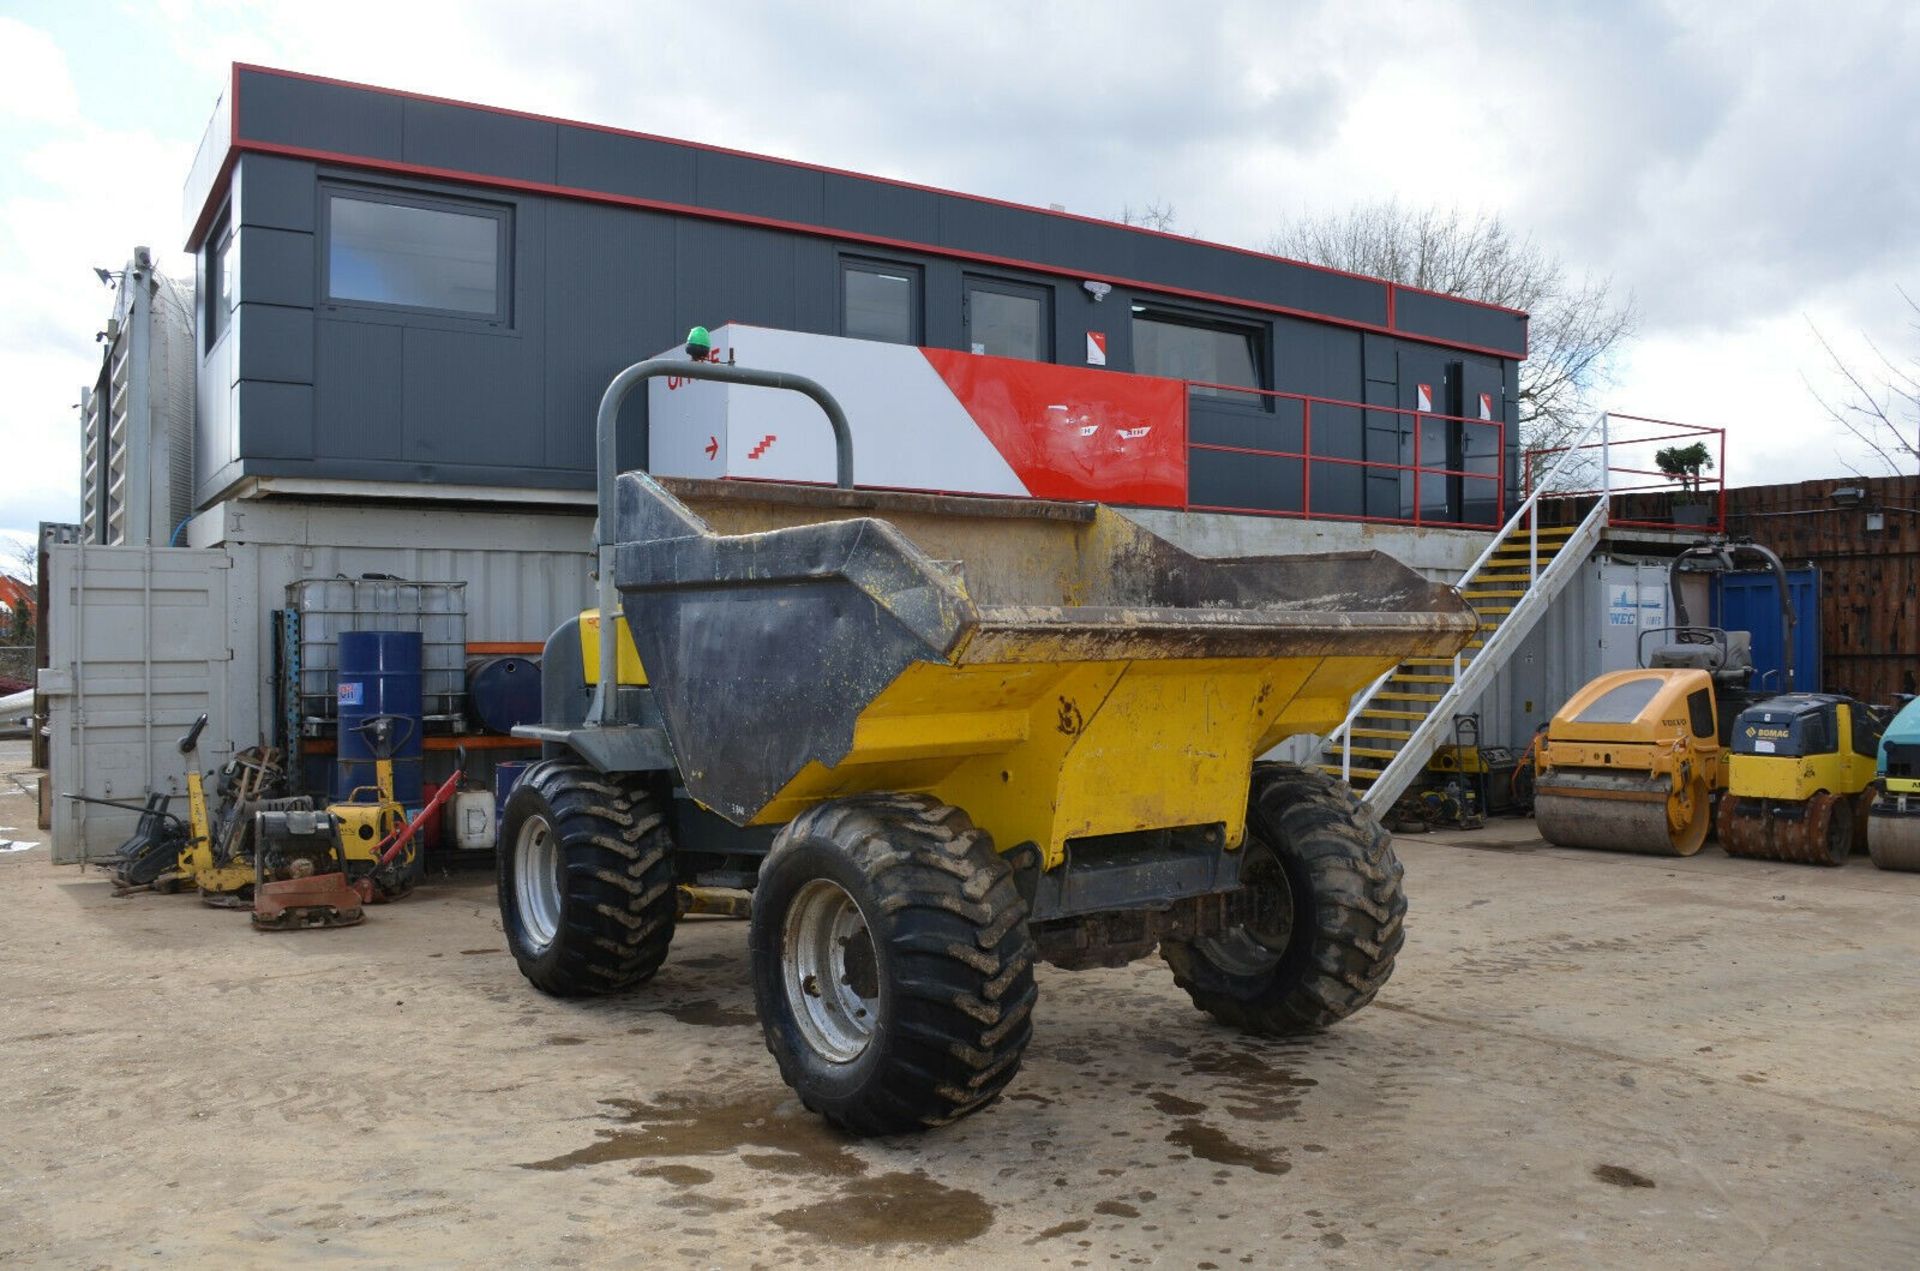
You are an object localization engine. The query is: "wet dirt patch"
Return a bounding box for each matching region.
[1167,1121,1291,1176]
[1149,1092,1207,1117]
[1027,1218,1091,1244]
[662,999,759,1028]
[516,1092,865,1176]
[1592,1164,1656,1189]
[544,1036,586,1047]
[633,1164,713,1186]
[459,948,499,956]
[1094,1200,1140,1218]
[768,1170,992,1248]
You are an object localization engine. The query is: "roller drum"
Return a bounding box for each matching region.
[1718,791,1852,866]
[1534,771,1710,857]
[1868,803,1920,872]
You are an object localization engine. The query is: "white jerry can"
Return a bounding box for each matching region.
[453,790,498,850]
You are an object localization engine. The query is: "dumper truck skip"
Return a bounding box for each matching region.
[496,349,1476,1135]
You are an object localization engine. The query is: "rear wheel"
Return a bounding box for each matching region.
[749,794,1036,1136]
[1164,764,1406,1035]
[497,760,676,996]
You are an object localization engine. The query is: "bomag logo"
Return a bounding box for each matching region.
[1745,726,1790,739]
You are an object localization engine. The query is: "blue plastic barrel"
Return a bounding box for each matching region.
[495,760,532,832]
[335,630,425,804]
[467,655,542,734]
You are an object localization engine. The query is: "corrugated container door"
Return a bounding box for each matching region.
[40,545,233,864]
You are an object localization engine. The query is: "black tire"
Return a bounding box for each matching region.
[497,759,676,997]
[1163,763,1406,1035]
[749,794,1036,1136]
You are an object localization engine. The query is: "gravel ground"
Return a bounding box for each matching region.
[2,739,1916,1267]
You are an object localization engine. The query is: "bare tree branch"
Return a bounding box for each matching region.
[1265,201,1636,454]
[1806,295,1920,477]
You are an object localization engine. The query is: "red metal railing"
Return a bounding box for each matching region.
[1180,380,1506,530]
[1523,413,1726,533]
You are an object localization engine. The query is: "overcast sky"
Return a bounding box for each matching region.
[3,0,1917,546]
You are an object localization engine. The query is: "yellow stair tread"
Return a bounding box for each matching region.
[1351,728,1413,740]
[1463,588,1528,598]
[1474,605,1516,615]
[1363,709,1429,720]
[1375,691,1445,702]
[1401,657,1462,666]
[1329,745,1401,760]
[1390,673,1455,683]
[1318,765,1382,782]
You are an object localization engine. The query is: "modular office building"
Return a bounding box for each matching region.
[184,65,1525,524]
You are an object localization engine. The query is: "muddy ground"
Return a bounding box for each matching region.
[2,739,1916,1267]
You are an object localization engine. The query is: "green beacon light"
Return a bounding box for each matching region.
[684,325,713,361]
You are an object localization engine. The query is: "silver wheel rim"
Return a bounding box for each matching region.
[516,813,562,952]
[782,878,880,1064]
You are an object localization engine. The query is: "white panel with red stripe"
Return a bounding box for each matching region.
[646,325,1188,506]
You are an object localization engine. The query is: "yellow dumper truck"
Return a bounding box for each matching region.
[498,357,1476,1134]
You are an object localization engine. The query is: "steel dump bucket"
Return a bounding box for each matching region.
[615,473,1476,860]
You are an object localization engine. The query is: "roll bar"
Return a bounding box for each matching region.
[588,357,856,724]
[1668,539,1796,691]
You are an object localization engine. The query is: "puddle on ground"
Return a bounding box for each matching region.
[1148,1092,1207,1117]
[1166,1121,1291,1176]
[1185,1048,1317,1122]
[662,999,759,1028]
[769,1170,992,1247]
[1094,1200,1140,1218]
[1027,1218,1091,1244]
[1592,1164,1656,1189]
[516,1092,865,1176]
[633,1164,713,1186]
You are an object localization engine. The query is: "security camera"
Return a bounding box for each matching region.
[1082,280,1112,302]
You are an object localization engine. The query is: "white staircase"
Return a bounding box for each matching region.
[1322,415,1613,810]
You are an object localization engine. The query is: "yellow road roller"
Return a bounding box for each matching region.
[1869,695,1920,871]
[1534,667,1724,855]
[1534,539,1794,856]
[495,355,1476,1136]
[1718,693,1882,866]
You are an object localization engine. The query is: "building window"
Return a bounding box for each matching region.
[1132,308,1265,402]
[965,276,1051,361]
[205,221,235,351]
[324,188,509,321]
[842,259,920,344]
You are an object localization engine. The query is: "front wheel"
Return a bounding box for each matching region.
[1164,764,1406,1035]
[497,760,676,996]
[749,794,1036,1136]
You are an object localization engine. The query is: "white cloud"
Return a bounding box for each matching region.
[0,16,78,123]
[2,0,1916,544]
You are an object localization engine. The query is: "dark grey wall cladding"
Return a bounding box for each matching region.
[205,72,1526,515]
[1393,287,1526,357]
[404,98,557,183]
[237,69,402,159]
[229,69,1522,356]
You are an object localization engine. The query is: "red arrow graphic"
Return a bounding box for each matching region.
[704,435,719,460]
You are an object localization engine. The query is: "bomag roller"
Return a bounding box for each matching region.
[1717,693,1882,866]
[1534,540,1792,856]
[496,354,1476,1135]
[1869,695,1920,871]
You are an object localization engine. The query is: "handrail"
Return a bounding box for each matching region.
[1330,412,1612,783]
[588,356,856,724]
